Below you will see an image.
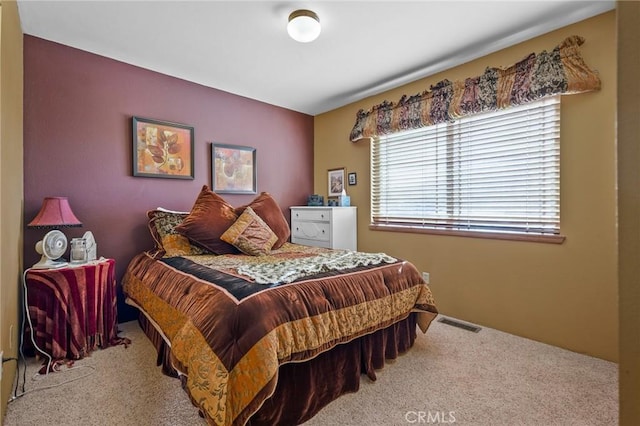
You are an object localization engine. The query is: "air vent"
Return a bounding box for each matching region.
[437,317,481,333]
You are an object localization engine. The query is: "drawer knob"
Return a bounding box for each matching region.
[322,230,325,234]
[321,214,324,218]
[296,213,299,217]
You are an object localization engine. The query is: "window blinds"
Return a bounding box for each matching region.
[371,96,561,236]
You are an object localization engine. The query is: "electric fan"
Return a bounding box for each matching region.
[32,229,69,269]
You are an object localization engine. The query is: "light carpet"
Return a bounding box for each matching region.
[3,317,617,425]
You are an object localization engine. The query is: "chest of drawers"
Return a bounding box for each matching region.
[290,206,357,251]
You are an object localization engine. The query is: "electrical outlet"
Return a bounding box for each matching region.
[422,272,430,284]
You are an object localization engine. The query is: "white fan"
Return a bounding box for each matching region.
[32,230,69,269]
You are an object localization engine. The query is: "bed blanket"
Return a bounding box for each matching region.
[122,243,437,425]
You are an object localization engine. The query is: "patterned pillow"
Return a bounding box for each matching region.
[220,207,278,256]
[147,209,211,257]
[235,192,290,249]
[175,185,239,254]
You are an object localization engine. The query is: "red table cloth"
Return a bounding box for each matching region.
[25,258,121,360]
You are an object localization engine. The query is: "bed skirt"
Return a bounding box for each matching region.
[138,312,418,425]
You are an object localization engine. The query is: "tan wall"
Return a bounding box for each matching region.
[617,2,639,424]
[315,12,617,361]
[0,0,24,420]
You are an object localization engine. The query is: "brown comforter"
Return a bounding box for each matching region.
[122,243,437,425]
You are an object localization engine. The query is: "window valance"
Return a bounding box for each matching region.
[350,36,600,142]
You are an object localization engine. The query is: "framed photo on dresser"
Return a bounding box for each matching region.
[328,167,345,197]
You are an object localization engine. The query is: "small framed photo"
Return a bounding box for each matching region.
[212,143,257,194]
[133,117,194,179]
[348,172,357,186]
[328,168,345,197]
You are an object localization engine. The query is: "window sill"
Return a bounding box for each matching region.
[369,224,566,244]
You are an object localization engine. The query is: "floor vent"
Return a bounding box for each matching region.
[437,317,482,333]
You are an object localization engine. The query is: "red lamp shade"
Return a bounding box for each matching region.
[27,197,82,229]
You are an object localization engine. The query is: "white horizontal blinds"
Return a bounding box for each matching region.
[371,96,561,236]
[371,122,449,225]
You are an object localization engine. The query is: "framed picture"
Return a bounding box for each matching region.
[212,143,257,194]
[133,117,194,179]
[328,168,345,197]
[348,172,357,186]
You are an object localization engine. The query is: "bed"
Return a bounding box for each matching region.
[122,186,438,425]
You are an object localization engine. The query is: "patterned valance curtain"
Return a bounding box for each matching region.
[350,36,600,142]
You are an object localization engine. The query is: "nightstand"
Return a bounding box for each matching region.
[24,258,120,360]
[290,206,357,250]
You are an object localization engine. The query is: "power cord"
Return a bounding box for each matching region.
[9,268,96,403]
[1,357,19,401]
[8,364,96,402]
[22,268,53,372]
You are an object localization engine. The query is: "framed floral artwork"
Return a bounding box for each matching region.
[211,143,257,194]
[133,117,194,179]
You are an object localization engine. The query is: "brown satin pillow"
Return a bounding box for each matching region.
[220,207,277,256]
[235,192,290,249]
[175,185,239,254]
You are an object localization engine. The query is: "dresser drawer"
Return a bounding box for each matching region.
[290,237,332,249]
[291,221,331,242]
[291,208,331,222]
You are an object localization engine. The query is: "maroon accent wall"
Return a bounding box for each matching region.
[23,36,314,321]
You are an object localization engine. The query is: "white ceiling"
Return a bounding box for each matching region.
[17,1,615,116]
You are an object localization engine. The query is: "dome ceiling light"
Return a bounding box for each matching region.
[287,9,321,43]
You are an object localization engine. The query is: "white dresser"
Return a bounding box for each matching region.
[290,206,357,251]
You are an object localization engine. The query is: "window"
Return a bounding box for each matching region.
[370,95,563,242]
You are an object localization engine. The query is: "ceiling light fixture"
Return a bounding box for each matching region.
[287,9,321,43]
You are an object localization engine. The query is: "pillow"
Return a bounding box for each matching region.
[175,185,239,254]
[147,209,212,257]
[235,192,290,249]
[220,207,278,256]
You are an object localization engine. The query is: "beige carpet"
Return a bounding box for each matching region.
[3,317,617,425]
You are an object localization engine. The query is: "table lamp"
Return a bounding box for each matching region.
[27,197,82,268]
